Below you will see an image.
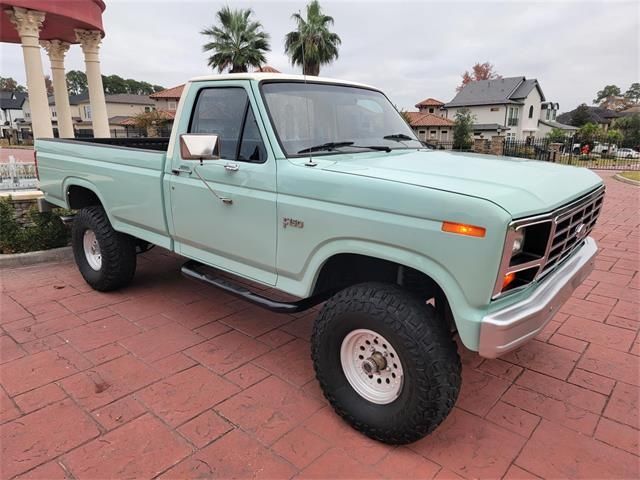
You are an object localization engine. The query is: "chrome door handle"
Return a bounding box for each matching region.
[224,162,239,172]
[171,165,192,175]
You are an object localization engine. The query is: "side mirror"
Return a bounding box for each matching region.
[180,133,220,160]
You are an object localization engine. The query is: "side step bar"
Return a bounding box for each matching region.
[181,260,333,313]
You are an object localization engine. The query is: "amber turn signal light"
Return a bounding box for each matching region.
[441,221,486,238]
[502,272,516,290]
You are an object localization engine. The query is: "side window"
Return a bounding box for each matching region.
[189,87,266,163]
[238,107,266,163]
[189,88,248,159]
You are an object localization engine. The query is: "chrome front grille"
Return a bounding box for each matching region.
[539,188,604,277]
[493,186,605,299]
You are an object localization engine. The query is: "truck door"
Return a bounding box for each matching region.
[168,82,277,285]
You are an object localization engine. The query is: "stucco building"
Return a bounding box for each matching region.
[47,93,155,136]
[406,111,454,143]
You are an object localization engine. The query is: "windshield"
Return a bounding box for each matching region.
[261,82,422,157]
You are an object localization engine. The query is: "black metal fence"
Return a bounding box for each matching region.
[503,137,552,161]
[426,134,639,170]
[551,135,639,170]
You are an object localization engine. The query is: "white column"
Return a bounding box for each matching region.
[6,7,53,139]
[41,40,74,138]
[75,29,109,137]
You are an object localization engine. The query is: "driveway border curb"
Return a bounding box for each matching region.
[0,246,72,268]
[613,173,640,186]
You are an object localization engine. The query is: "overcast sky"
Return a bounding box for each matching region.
[1,0,638,112]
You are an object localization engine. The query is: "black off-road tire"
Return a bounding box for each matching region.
[311,282,461,445]
[72,206,137,291]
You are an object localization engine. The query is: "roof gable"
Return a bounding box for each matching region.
[150,84,185,99]
[0,91,26,109]
[445,76,545,107]
[415,97,444,108]
[510,79,545,102]
[406,112,454,127]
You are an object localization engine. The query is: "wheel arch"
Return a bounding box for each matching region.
[310,251,455,326]
[63,178,111,219]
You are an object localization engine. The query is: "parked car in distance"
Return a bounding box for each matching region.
[616,148,640,159]
[591,142,618,155]
[35,73,604,445]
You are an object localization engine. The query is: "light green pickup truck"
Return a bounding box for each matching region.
[36,73,603,444]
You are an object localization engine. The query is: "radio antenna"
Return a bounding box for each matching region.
[301,14,317,167]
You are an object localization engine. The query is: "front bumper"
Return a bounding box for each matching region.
[478,237,597,358]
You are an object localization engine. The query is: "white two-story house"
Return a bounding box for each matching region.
[1,91,31,139]
[444,76,554,140]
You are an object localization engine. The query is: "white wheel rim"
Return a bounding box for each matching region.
[83,229,102,271]
[340,328,404,404]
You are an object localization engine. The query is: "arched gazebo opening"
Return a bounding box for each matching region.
[0,0,109,138]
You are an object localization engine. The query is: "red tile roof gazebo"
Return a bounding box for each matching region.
[1,0,109,138]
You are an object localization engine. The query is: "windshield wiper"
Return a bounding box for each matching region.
[383,133,415,142]
[298,142,391,154]
[298,142,354,154]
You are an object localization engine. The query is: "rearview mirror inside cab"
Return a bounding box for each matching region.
[180,134,220,160]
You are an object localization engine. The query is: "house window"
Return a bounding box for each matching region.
[168,101,177,110]
[144,106,156,112]
[430,130,437,138]
[428,108,434,114]
[546,109,550,120]
[507,107,518,126]
[441,130,448,140]
[552,110,557,120]
[83,105,92,120]
[51,108,57,118]
[528,105,534,118]
[490,107,499,112]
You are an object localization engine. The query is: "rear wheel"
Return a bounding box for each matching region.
[311,282,461,445]
[72,206,137,291]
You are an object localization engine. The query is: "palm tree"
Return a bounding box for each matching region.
[284,1,341,76]
[201,7,270,73]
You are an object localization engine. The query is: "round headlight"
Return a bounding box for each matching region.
[512,229,525,255]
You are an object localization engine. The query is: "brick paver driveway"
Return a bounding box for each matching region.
[1,172,638,479]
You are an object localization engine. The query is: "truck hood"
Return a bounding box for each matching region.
[319,149,604,218]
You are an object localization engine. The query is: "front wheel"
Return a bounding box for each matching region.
[72,206,137,291]
[311,283,461,445]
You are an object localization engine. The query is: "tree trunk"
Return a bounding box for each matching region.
[303,63,320,76]
[230,65,248,73]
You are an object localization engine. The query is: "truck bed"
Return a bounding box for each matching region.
[65,137,170,152]
[36,137,173,249]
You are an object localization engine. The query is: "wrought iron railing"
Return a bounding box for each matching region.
[0,162,38,191]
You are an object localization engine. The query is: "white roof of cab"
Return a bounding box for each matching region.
[188,72,377,90]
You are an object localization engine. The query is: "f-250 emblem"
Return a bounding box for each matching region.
[283,218,304,229]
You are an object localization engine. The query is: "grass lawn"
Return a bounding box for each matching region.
[619,171,640,182]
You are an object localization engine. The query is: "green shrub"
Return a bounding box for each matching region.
[0,196,70,254]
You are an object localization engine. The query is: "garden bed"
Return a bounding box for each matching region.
[0,194,72,254]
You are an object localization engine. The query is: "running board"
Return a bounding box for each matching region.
[181,260,332,313]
